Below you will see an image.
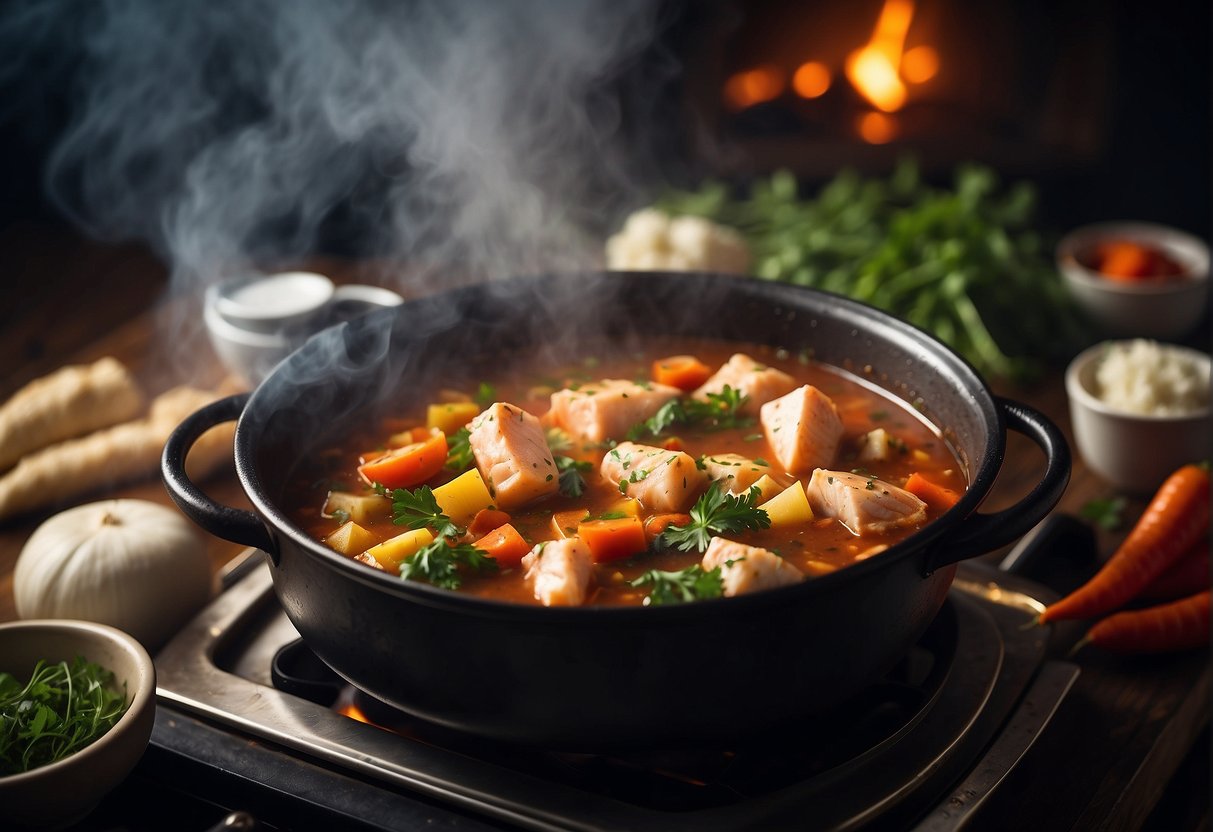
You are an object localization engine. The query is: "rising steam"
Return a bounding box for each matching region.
[2,0,680,290]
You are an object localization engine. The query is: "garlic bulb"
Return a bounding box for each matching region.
[14,499,214,649]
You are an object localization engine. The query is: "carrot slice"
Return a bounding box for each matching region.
[474,523,532,568]
[469,508,512,536]
[578,516,647,563]
[652,355,712,391]
[1040,463,1211,624]
[552,509,591,539]
[1075,591,1211,654]
[357,429,448,489]
[643,513,692,542]
[904,472,962,511]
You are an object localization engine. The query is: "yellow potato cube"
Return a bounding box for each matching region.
[427,401,481,435]
[322,491,391,525]
[432,469,494,525]
[601,498,642,518]
[748,474,784,503]
[324,521,380,556]
[363,528,435,573]
[758,480,813,527]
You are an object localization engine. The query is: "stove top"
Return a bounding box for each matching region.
[141,554,1078,832]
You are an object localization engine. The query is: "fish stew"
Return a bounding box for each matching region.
[286,338,967,607]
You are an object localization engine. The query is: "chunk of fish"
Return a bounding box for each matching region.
[522,538,594,606]
[760,384,844,474]
[600,441,708,513]
[468,402,559,510]
[548,378,680,444]
[700,452,775,495]
[692,353,797,414]
[701,536,803,596]
[805,469,927,535]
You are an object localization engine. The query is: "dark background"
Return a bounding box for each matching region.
[0,1,1207,250]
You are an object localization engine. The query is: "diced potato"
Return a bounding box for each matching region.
[427,401,481,435]
[858,428,891,462]
[363,528,435,573]
[322,491,391,525]
[552,508,590,539]
[601,498,642,518]
[748,474,784,503]
[758,480,813,527]
[432,469,494,525]
[324,520,379,556]
[912,448,931,464]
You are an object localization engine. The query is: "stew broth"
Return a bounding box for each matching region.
[286,338,966,606]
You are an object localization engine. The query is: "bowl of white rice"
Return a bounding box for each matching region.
[1066,339,1211,493]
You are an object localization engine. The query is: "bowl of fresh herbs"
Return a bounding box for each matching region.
[0,619,155,830]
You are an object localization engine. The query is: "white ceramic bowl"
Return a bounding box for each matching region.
[1057,221,1209,339]
[0,620,156,830]
[213,271,335,334]
[204,286,297,386]
[1065,341,1211,494]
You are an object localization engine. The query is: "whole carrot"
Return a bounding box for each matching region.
[1072,591,1211,655]
[1040,463,1210,624]
[1137,541,1211,602]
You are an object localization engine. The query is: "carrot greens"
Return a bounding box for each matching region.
[0,657,129,775]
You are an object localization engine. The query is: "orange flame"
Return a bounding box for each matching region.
[723,64,785,111]
[845,0,916,112]
[337,701,374,725]
[792,61,832,99]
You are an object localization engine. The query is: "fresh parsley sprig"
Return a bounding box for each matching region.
[554,455,592,498]
[627,385,752,441]
[631,564,724,605]
[379,484,463,539]
[400,538,499,590]
[0,657,129,775]
[659,482,770,553]
[445,427,475,472]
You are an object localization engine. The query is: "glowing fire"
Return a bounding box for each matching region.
[337,701,374,725]
[723,0,941,143]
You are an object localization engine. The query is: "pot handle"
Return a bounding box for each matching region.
[926,397,1071,573]
[161,392,277,557]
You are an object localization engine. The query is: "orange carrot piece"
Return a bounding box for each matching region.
[1137,541,1211,602]
[1040,463,1211,624]
[643,513,692,542]
[469,508,512,536]
[474,523,531,568]
[357,429,448,489]
[1075,591,1211,654]
[652,355,712,391]
[578,516,647,563]
[904,472,962,511]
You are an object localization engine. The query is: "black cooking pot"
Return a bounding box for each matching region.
[163,272,1069,750]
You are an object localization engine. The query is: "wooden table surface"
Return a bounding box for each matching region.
[0,222,1207,829]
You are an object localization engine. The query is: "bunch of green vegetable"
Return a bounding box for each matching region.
[0,657,129,775]
[654,159,1087,381]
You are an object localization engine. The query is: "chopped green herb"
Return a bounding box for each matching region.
[399,538,498,590]
[385,485,463,539]
[631,565,725,605]
[627,385,752,440]
[0,657,129,775]
[331,508,351,526]
[474,382,497,408]
[545,427,574,454]
[554,456,592,498]
[1079,496,1127,532]
[658,482,771,553]
[444,427,475,472]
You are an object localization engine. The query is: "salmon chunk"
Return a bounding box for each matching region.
[692,353,797,414]
[760,385,844,474]
[701,537,804,596]
[806,469,927,536]
[700,453,775,495]
[522,539,594,606]
[548,379,680,444]
[468,402,559,510]
[600,441,709,513]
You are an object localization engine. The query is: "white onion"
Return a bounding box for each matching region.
[14,499,214,649]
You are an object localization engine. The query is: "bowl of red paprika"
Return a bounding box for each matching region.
[1057,221,1209,339]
